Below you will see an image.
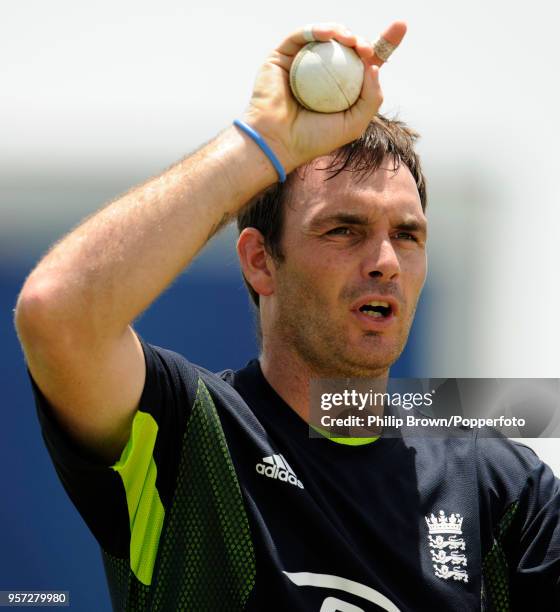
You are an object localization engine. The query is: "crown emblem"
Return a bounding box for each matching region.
[425,510,464,535]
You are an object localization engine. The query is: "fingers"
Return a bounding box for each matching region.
[277,22,358,58]
[352,64,383,121]
[275,21,406,68]
[368,21,407,66]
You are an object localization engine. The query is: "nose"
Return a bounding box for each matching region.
[362,236,400,281]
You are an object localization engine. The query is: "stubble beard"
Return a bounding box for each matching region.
[273,290,411,379]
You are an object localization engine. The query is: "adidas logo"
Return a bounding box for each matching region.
[256,454,304,489]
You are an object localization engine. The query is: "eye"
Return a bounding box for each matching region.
[394,231,418,242]
[326,226,353,236]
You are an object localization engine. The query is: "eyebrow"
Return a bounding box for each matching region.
[394,219,427,235]
[308,212,371,230]
[308,212,427,234]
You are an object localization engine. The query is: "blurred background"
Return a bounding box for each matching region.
[1,1,559,609]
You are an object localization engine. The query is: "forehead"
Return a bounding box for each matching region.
[285,156,424,225]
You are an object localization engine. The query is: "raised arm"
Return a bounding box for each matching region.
[13,22,404,462]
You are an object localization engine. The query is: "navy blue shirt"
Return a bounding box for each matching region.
[30,337,560,611]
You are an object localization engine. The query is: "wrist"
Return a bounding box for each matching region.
[233,120,287,183]
[241,110,300,175]
[209,125,281,209]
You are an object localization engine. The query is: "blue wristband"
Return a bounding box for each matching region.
[233,119,287,183]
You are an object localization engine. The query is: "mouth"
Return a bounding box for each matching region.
[358,300,393,319]
[353,295,399,317]
[350,296,399,329]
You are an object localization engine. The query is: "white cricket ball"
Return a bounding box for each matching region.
[289,40,364,113]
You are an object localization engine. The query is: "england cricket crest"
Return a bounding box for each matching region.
[425,510,469,583]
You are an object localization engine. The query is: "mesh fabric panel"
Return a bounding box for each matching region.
[102,377,256,610]
[482,501,519,612]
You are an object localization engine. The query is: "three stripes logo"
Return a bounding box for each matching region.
[256,454,304,489]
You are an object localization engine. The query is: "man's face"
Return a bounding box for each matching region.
[266,156,427,377]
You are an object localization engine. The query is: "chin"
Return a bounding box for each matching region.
[334,351,395,377]
[345,343,402,375]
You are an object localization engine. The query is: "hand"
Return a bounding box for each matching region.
[242,21,407,174]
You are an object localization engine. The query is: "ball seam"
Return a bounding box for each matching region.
[289,42,319,111]
[308,43,353,109]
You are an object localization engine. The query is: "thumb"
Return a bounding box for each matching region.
[352,64,383,122]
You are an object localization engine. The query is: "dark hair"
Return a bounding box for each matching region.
[237,114,427,307]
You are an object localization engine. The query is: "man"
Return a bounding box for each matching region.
[14,21,559,611]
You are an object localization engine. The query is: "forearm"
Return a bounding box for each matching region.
[16,20,389,345]
[16,125,278,341]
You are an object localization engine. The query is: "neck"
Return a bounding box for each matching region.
[259,336,389,424]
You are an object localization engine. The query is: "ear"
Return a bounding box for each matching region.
[236,228,276,298]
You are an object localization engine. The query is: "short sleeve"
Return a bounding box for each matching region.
[477,436,560,609]
[29,335,200,562]
[509,445,560,608]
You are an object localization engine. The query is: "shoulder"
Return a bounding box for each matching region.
[138,337,236,395]
[475,435,547,483]
[477,434,541,462]
[475,434,560,526]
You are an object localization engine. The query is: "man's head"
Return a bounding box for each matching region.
[236,115,427,377]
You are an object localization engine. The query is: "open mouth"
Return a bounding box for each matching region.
[358,301,393,319]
